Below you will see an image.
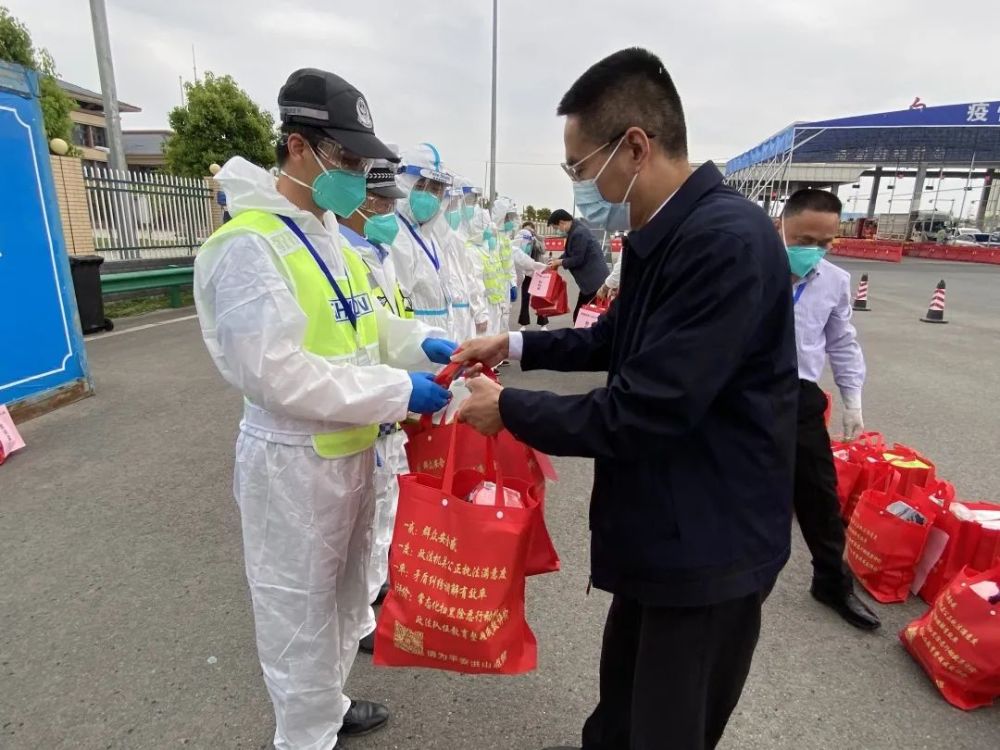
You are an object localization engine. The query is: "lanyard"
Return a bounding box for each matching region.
[279,215,357,331]
[793,278,811,306]
[398,211,440,271]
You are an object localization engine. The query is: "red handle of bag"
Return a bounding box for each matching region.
[440,424,508,508]
[419,360,497,430]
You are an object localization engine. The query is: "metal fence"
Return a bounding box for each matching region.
[84,166,217,261]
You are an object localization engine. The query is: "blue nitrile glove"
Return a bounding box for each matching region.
[509,286,518,302]
[421,337,458,365]
[408,372,451,414]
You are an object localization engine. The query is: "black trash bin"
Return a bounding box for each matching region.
[69,255,114,334]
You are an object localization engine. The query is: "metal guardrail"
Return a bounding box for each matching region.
[100,266,194,308]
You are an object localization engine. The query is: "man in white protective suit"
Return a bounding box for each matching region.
[193,68,456,750]
[432,176,485,341]
[391,143,453,334]
[492,196,547,317]
[456,181,491,335]
[335,159,419,656]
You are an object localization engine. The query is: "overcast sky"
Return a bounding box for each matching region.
[9,0,1000,211]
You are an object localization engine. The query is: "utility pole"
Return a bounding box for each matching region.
[488,0,498,206]
[88,0,127,174]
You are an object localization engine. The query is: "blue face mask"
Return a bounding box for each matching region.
[571,136,640,232]
[363,211,400,246]
[461,205,476,221]
[503,220,515,232]
[409,190,442,223]
[445,210,461,230]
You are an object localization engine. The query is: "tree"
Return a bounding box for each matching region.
[0,6,76,143]
[523,205,537,222]
[535,207,552,223]
[165,73,277,177]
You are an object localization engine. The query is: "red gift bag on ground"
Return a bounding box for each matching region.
[833,432,894,522]
[374,429,538,675]
[908,481,957,597]
[574,298,610,329]
[883,443,936,496]
[846,472,939,603]
[529,270,569,317]
[403,365,560,576]
[918,499,1000,604]
[901,566,1000,710]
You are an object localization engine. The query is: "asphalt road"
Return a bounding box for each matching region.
[1,258,998,750]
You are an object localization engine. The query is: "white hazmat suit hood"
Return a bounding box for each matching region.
[390,143,451,331]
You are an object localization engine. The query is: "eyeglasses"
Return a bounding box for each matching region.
[315,139,374,175]
[560,129,656,182]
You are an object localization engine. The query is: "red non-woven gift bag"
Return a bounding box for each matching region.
[403,364,560,576]
[529,270,569,317]
[918,499,1000,604]
[374,428,539,675]
[846,471,939,603]
[833,432,894,522]
[574,298,610,329]
[901,566,1000,710]
[882,442,936,496]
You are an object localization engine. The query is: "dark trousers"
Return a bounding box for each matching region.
[573,290,597,325]
[581,589,767,750]
[518,275,548,327]
[794,379,852,595]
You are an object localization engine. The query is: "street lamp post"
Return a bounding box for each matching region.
[88,0,127,174]
[488,0,498,207]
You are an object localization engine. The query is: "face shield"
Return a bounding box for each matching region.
[461,187,482,230]
[398,164,451,224]
[443,186,464,230]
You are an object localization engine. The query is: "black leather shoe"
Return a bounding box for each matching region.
[374,582,390,605]
[359,631,375,654]
[811,586,881,630]
[340,700,389,737]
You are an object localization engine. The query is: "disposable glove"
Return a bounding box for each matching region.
[408,372,451,414]
[843,407,864,441]
[509,286,518,302]
[421,337,458,365]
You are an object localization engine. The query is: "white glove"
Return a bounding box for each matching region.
[843,407,864,441]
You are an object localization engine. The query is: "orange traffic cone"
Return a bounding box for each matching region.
[920,280,948,324]
[853,273,871,312]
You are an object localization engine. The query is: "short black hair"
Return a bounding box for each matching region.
[521,221,535,230]
[783,188,843,218]
[558,47,687,158]
[275,124,327,166]
[547,208,573,226]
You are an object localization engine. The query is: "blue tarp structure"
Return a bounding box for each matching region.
[726,101,1000,176]
[0,62,91,415]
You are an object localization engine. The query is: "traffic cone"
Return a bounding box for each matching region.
[853,273,871,312]
[920,280,948,324]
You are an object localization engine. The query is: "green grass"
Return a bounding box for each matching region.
[104,290,195,319]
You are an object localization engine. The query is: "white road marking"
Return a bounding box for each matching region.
[86,314,198,341]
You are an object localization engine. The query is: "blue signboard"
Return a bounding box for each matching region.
[0,63,90,409]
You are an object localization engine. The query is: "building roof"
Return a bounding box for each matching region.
[123,129,171,156]
[726,100,1000,176]
[57,79,141,113]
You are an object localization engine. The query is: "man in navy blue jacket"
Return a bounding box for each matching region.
[545,208,609,322]
[457,47,797,750]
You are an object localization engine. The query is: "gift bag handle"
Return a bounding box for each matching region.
[440,426,509,508]
[418,360,495,431]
